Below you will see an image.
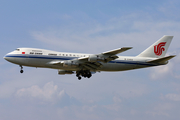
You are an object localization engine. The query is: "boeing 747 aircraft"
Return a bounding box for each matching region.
[4,36,175,80]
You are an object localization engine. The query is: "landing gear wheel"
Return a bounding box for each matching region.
[76,74,80,77]
[87,74,92,78]
[78,77,81,80]
[20,70,24,73]
[20,65,23,73]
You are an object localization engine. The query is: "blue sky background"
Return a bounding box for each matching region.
[1,0,180,120]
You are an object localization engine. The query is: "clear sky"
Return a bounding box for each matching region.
[0,0,180,120]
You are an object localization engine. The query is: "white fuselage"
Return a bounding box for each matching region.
[4,48,161,72]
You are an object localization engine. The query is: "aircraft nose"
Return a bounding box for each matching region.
[4,55,8,61]
[3,54,11,62]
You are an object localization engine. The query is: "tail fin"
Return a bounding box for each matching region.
[137,35,173,58]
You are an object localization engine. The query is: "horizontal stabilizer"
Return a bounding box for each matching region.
[147,55,176,64]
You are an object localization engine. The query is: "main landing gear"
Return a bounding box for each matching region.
[20,65,24,73]
[76,70,92,80]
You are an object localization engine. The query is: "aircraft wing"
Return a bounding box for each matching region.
[78,47,132,70]
[78,47,132,62]
[102,47,132,55]
[48,47,132,71]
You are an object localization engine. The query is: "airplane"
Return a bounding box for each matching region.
[4,35,175,80]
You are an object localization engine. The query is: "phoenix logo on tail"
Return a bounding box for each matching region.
[154,42,166,56]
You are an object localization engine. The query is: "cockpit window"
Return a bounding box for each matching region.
[15,49,20,51]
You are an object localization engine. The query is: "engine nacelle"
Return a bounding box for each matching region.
[62,61,79,67]
[58,70,74,75]
[88,55,105,62]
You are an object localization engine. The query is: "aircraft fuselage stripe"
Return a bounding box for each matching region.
[5,54,158,66]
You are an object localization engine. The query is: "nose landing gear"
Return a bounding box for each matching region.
[20,65,23,73]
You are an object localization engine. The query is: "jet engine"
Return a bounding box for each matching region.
[61,61,79,67]
[88,55,105,62]
[58,70,74,75]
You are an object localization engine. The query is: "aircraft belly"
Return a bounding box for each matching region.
[27,58,49,67]
[8,57,29,66]
[27,58,79,70]
[100,63,137,71]
[99,62,152,71]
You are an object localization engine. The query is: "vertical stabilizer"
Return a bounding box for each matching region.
[137,36,173,58]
